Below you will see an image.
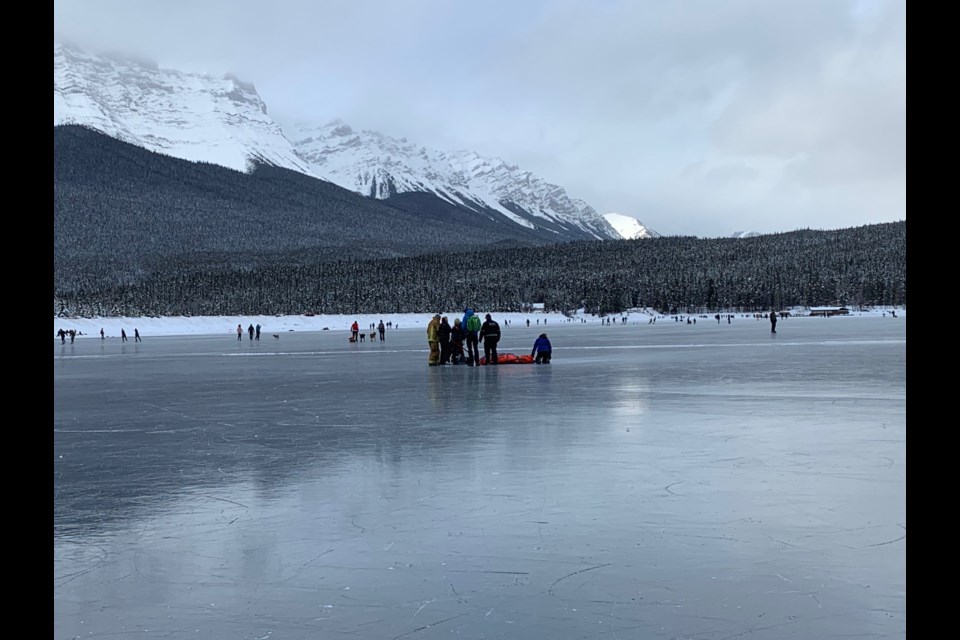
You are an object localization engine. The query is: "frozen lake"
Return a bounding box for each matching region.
[54,316,906,639]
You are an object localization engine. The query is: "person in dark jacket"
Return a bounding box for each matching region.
[531,333,552,364]
[378,320,386,342]
[478,314,501,365]
[450,318,465,364]
[462,308,481,366]
[438,316,452,364]
[769,310,777,334]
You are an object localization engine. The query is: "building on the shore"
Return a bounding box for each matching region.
[809,306,851,317]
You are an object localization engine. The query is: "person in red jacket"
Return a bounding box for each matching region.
[351,320,359,342]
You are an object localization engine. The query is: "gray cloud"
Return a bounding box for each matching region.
[54,0,905,237]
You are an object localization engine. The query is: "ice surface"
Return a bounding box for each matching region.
[54,316,906,639]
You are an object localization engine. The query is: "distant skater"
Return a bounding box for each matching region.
[134,328,142,342]
[378,320,385,342]
[58,328,66,344]
[237,324,243,341]
[769,310,778,334]
[248,324,255,340]
[351,320,360,343]
[100,328,105,340]
[255,324,261,340]
[121,329,128,343]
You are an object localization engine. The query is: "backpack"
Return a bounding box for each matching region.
[467,315,481,332]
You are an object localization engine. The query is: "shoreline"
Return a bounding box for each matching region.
[53,307,906,339]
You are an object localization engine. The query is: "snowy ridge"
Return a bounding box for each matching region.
[283,120,619,239]
[729,231,762,238]
[601,213,660,239]
[54,43,312,175]
[54,42,617,240]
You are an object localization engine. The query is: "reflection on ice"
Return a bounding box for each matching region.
[55,317,905,639]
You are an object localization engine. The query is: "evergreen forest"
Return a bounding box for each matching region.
[54,125,906,318]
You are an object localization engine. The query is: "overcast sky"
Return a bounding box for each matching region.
[53,0,905,238]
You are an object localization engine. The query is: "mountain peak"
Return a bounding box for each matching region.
[54,42,619,241]
[282,119,619,239]
[54,42,310,175]
[602,213,660,239]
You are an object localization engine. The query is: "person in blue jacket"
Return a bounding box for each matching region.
[531,333,552,364]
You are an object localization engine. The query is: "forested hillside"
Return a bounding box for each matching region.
[55,221,905,317]
[55,125,905,318]
[54,125,563,293]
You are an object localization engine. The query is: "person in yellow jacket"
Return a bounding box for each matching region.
[426,314,441,366]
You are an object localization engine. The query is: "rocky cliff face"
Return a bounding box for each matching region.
[54,43,312,174]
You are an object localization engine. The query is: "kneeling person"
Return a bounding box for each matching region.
[531,333,552,364]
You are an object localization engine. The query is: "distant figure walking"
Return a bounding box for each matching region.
[479,314,501,365]
[769,310,778,334]
[69,329,76,344]
[248,324,255,341]
[58,328,66,344]
[378,320,386,342]
[121,329,128,343]
[100,328,105,339]
[134,328,142,342]
[427,314,441,366]
[531,333,552,364]
[237,324,243,341]
[351,320,360,343]
[255,324,261,340]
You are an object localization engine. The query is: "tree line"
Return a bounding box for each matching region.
[54,221,906,318]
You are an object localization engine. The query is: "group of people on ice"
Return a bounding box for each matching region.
[350,320,387,343]
[426,308,551,366]
[57,327,140,343]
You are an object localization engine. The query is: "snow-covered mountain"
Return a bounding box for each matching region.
[601,213,659,240]
[729,231,761,239]
[283,120,618,240]
[54,43,312,175]
[54,42,618,241]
